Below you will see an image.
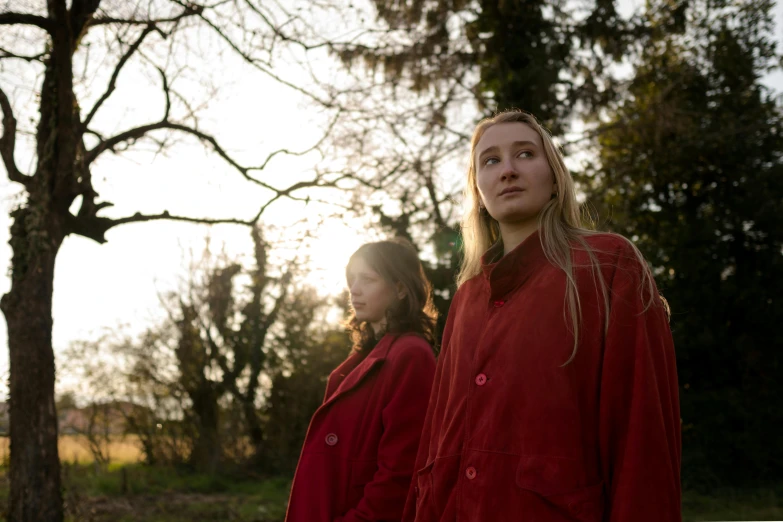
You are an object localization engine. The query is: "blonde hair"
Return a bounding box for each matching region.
[458,110,659,363]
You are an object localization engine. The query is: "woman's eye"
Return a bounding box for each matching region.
[484,157,499,165]
[518,150,533,158]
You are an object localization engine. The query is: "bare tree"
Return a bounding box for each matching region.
[167,225,300,472]
[0,1,362,519]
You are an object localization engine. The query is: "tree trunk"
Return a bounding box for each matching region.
[189,388,222,473]
[1,207,64,522]
[242,398,266,466]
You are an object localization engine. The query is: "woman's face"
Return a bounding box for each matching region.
[474,122,555,225]
[347,257,400,326]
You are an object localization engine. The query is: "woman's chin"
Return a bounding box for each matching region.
[492,210,540,226]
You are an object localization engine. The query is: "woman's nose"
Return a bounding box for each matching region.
[500,160,518,180]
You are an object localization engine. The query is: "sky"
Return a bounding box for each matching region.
[0,0,782,401]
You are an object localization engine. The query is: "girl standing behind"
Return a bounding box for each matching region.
[286,238,438,522]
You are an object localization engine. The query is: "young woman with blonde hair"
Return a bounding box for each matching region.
[403,110,681,522]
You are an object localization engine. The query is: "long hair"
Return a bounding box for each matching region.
[458,110,660,363]
[346,238,438,353]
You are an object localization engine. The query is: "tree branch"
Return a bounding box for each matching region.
[0,86,32,187]
[0,12,54,32]
[0,46,46,62]
[87,103,336,193]
[82,24,157,129]
[87,121,277,192]
[88,4,204,27]
[250,169,355,222]
[69,0,103,49]
[172,0,338,109]
[67,210,253,244]
[242,0,361,53]
[112,212,251,228]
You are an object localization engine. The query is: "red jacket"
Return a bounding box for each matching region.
[403,232,681,522]
[286,333,436,522]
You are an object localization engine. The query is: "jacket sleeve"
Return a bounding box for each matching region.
[599,244,682,521]
[335,339,436,522]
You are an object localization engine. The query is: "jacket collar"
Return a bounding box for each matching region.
[321,333,397,408]
[480,229,549,301]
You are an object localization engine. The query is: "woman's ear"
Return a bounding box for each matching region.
[396,282,407,300]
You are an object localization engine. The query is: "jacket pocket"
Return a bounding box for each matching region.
[516,455,604,522]
[414,460,437,519]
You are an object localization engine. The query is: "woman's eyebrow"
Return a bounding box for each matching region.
[477,140,537,160]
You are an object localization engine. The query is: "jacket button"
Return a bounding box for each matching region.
[475,373,487,386]
[325,433,338,446]
[493,300,505,308]
[465,467,477,480]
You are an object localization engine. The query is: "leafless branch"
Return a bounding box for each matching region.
[0,12,54,32]
[88,4,204,27]
[82,24,157,129]
[0,46,46,62]
[118,213,244,228]
[88,81,340,194]
[67,210,253,244]
[242,0,376,53]
[84,128,105,141]
[157,67,172,121]
[68,175,350,243]
[0,86,31,187]
[172,0,338,109]
[69,0,104,46]
[88,120,305,193]
[250,173,354,222]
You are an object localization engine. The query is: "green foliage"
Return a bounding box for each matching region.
[361,0,637,129]
[582,0,783,488]
[465,0,573,127]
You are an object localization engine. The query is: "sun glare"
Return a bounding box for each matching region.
[304,220,371,296]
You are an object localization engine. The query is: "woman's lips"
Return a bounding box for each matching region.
[499,186,524,196]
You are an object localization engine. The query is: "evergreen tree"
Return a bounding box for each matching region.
[583,0,783,488]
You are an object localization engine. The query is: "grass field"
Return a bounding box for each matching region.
[0,464,291,522]
[682,485,783,521]
[0,435,142,466]
[0,436,780,521]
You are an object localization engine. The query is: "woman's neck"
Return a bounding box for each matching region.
[499,220,538,255]
[371,320,387,338]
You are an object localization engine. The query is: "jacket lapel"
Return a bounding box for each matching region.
[320,335,394,410]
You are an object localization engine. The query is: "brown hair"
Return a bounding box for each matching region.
[346,238,438,353]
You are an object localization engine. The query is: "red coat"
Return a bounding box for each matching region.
[286,333,436,522]
[403,232,681,522]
